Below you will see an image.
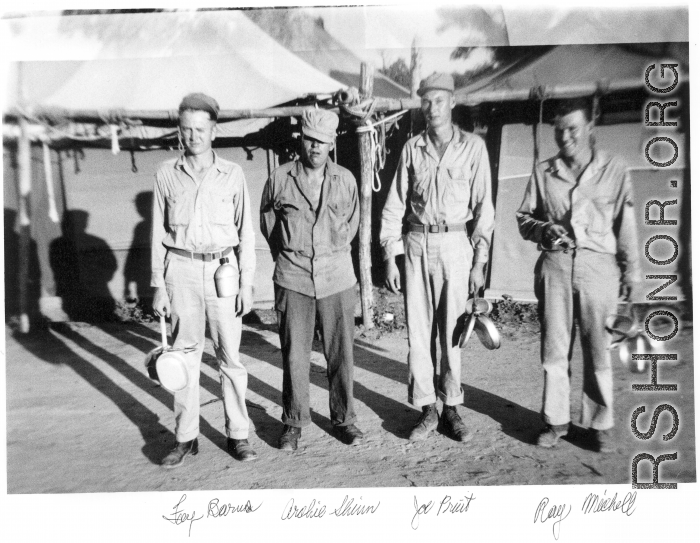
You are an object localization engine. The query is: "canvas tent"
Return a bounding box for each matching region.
[454,43,689,301]
[2,10,352,322]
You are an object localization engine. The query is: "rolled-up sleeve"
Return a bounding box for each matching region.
[150,174,168,289]
[233,169,256,288]
[469,139,495,263]
[516,168,551,244]
[379,145,410,261]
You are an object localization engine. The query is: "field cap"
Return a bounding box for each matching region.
[301,109,339,143]
[179,92,220,121]
[418,72,455,96]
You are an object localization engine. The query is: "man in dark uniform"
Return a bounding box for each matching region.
[260,109,363,450]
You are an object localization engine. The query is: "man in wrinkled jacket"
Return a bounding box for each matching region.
[516,98,642,453]
[260,109,364,451]
[380,72,495,442]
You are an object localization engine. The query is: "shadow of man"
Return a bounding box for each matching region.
[49,209,117,322]
[4,208,41,327]
[124,191,153,307]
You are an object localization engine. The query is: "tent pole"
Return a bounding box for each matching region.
[7,77,647,126]
[357,63,375,330]
[17,115,32,334]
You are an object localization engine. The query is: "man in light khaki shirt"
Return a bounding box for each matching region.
[516,97,642,452]
[152,93,257,467]
[380,72,495,443]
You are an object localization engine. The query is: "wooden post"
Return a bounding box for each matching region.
[410,36,423,131]
[16,62,32,333]
[357,63,375,330]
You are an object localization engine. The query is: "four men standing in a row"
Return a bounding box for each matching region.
[152,75,639,468]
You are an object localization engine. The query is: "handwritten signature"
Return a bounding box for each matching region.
[162,494,203,537]
[582,490,636,516]
[534,497,571,541]
[163,494,262,536]
[411,494,476,530]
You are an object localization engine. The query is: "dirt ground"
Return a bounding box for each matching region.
[4,294,696,494]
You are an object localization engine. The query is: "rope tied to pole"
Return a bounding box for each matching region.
[354,109,408,192]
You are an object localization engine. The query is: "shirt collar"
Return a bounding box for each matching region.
[289,158,339,179]
[175,150,230,174]
[416,124,462,147]
[549,149,608,176]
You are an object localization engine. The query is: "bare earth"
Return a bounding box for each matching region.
[5,306,696,494]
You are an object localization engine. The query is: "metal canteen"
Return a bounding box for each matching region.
[214,256,238,298]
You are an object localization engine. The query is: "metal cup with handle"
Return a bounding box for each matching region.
[459,289,501,350]
[144,316,192,393]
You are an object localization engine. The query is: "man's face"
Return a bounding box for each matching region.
[301,134,334,170]
[179,110,216,156]
[554,109,593,160]
[420,89,455,129]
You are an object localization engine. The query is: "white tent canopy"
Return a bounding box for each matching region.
[2,10,346,137]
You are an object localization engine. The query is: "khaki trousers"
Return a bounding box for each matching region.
[535,249,619,430]
[165,251,250,442]
[404,230,473,407]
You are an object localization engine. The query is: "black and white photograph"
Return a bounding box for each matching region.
[1,2,697,541]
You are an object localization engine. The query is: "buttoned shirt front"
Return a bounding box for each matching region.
[379,125,495,263]
[260,160,359,299]
[150,152,256,289]
[516,150,641,285]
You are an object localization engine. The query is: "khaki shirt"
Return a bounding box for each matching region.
[516,150,641,285]
[151,152,256,289]
[260,160,359,299]
[379,126,495,263]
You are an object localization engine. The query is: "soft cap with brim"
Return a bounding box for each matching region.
[179,92,220,121]
[301,109,339,143]
[417,72,455,97]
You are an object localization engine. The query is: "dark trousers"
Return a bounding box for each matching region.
[275,285,357,428]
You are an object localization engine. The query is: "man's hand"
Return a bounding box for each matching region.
[152,287,171,318]
[544,223,569,244]
[236,285,253,317]
[621,280,643,304]
[469,263,485,296]
[385,258,401,294]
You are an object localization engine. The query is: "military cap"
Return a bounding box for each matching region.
[417,72,455,96]
[178,92,220,121]
[301,109,339,144]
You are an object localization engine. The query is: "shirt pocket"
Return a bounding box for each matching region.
[587,197,616,234]
[210,189,234,226]
[328,200,352,248]
[409,166,431,209]
[165,192,189,227]
[447,166,472,204]
[275,197,306,252]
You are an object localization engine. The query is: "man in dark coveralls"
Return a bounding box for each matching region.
[260,109,364,450]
